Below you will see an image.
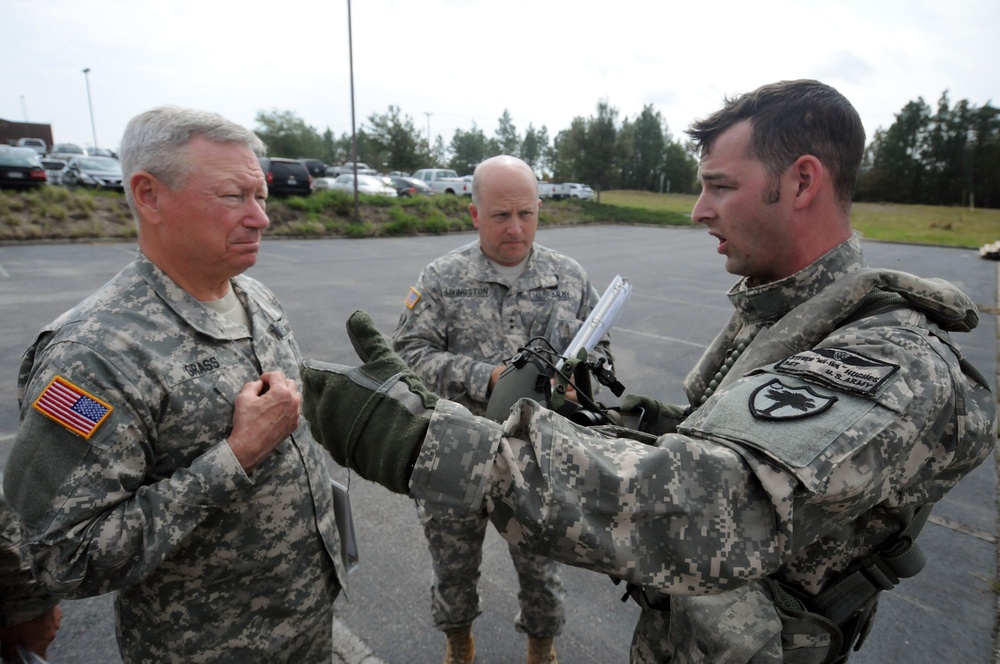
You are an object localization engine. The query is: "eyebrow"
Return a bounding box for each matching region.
[699,171,730,182]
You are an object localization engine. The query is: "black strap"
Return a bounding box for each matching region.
[810,504,932,625]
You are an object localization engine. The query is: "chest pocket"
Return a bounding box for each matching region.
[681,368,908,492]
[154,352,251,470]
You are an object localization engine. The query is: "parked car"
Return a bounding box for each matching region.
[40,158,68,185]
[0,153,47,189]
[325,174,397,197]
[0,146,43,160]
[389,176,433,197]
[385,170,411,178]
[411,168,472,195]
[16,137,48,155]
[298,158,329,178]
[258,157,312,197]
[61,156,124,191]
[559,182,595,200]
[48,143,87,161]
[328,161,378,177]
[88,147,117,158]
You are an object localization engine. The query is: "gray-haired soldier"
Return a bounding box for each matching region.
[392,155,613,664]
[4,106,345,663]
[301,80,996,664]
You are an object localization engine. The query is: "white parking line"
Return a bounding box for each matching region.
[615,326,708,349]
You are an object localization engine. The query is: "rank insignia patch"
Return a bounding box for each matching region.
[33,376,113,440]
[404,286,421,309]
[750,378,837,420]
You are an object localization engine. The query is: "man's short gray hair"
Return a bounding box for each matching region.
[119,106,266,213]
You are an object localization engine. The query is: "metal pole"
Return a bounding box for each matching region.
[82,68,98,150]
[424,111,433,149]
[347,0,359,221]
[20,96,28,122]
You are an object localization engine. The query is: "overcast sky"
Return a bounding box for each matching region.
[3,0,997,159]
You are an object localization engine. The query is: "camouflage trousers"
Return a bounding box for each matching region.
[416,499,566,637]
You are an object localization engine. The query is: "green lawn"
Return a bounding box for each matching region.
[599,191,1000,249]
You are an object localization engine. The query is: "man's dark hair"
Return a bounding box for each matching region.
[686,80,865,207]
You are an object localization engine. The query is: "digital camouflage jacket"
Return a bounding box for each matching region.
[408,235,997,663]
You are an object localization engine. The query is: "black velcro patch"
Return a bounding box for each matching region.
[749,378,838,420]
[774,347,899,396]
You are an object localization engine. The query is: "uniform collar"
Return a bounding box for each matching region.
[465,243,559,290]
[727,234,866,324]
[135,253,269,341]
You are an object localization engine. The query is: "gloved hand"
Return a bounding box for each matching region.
[619,394,689,436]
[300,310,439,494]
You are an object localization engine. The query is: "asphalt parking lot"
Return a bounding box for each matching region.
[0,225,996,663]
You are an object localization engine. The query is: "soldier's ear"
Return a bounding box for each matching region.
[131,172,162,224]
[790,155,823,211]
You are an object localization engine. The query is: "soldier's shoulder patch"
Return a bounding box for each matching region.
[750,378,837,420]
[404,286,421,309]
[773,347,899,396]
[33,376,113,440]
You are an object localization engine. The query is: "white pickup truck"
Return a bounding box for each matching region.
[538,182,558,199]
[412,168,472,196]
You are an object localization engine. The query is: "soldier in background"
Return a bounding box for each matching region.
[391,155,613,664]
[301,80,996,663]
[4,106,345,664]
[1,471,61,662]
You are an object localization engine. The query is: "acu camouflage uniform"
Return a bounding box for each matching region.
[408,236,996,663]
[4,254,345,664]
[1,471,59,632]
[392,239,613,636]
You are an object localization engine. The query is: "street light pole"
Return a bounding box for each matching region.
[82,67,99,151]
[423,111,433,149]
[20,96,28,122]
[346,0,359,221]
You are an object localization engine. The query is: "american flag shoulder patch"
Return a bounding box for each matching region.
[33,376,113,440]
[404,286,421,309]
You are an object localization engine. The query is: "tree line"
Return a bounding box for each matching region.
[254,91,1000,208]
[253,101,701,195]
[857,92,1000,209]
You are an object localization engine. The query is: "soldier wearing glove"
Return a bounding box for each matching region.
[301,80,996,664]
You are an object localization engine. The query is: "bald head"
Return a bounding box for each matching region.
[471,156,538,207]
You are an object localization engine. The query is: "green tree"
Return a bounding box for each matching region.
[364,105,430,173]
[620,105,667,191]
[578,100,622,197]
[430,135,448,169]
[521,124,551,176]
[448,123,496,174]
[551,117,587,183]
[495,109,520,157]
[662,140,698,194]
[863,98,933,203]
[253,109,326,159]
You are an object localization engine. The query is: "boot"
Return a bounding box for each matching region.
[527,635,558,664]
[444,624,475,664]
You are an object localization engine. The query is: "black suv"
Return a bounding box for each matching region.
[298,159,329,178]
[258,157,312,197]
